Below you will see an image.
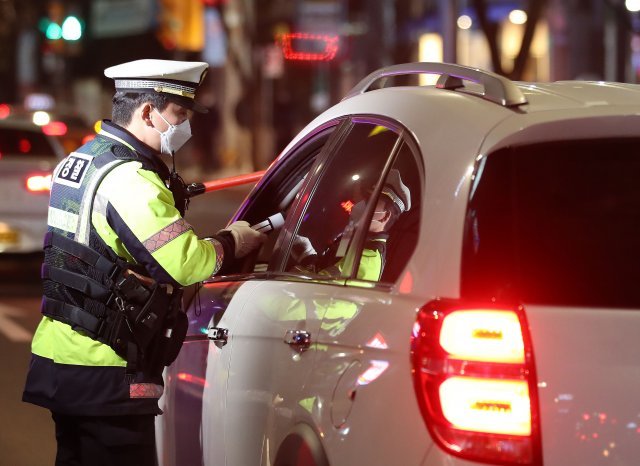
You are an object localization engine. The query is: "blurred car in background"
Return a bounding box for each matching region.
[160,61,640,466]
[0,101,96,154]
[0,118,65,254]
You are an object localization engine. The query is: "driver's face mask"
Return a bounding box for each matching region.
[350,200,367,223]
[152,109,192,156]
[370,209,388,231]
[351,198,389,233]
[349,200,385,226]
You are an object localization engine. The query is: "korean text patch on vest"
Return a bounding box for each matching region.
[55,152,93,188]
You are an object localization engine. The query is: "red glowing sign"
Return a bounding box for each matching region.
[341,200,355,213]
[278,33,339,62]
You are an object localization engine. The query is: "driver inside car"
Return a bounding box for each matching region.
[290,168,411,281]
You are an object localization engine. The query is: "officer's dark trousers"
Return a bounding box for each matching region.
[52,412,156,466]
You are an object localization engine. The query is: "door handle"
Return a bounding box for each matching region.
[208,327,229,347]
[284,330,311,352]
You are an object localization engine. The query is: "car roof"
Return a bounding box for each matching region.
[0,118,48,131]
[267,64,640,297]
[284,64,640,149]
[516,81,640,111]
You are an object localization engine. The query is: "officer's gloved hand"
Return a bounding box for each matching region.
[291,235,317,264]
[221,221,266,258]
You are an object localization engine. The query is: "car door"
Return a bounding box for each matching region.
[222,119,412,466]
[159,127,335,466]
[158,280,261,466]
[304,138,428,465]
[215,123,345,466]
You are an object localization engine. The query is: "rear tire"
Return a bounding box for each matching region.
[274,424,329,466]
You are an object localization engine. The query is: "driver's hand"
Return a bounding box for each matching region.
[220,221,266,258]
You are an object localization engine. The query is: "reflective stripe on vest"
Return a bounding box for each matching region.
[76,158,128,245]
[130,383,164,399]
[48,151,128,245]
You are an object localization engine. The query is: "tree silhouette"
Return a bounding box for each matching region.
[471,0,547,79]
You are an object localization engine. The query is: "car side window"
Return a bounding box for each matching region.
[214,128,336,277]
[285,122,400,277]
[353,142,422,284]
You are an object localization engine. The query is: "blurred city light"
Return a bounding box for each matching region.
[61,16,83,41]
[32,111,51,126]
[42,121,68,136]
[626,0,640,12]
[26,174,52,193]
[24,93,55,111]
[457,15,473,30]
[419,33,443,85]
[278,33,339,61]
[45,22,62,40]
[0,104,10,119]
[509,9,528,24]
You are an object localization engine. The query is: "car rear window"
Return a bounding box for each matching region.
[0,127,57,158]
[462,138,640,309]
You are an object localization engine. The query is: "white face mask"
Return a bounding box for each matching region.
[152,109,192,156]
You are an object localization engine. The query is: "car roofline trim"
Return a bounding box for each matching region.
[343,62,528,108]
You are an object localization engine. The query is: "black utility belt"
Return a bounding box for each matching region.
[41,279,173,359]
[41,287,187,370]
[41,231,188,369]
[114,276,175,354]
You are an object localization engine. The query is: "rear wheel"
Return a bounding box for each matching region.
[274,424,329,466]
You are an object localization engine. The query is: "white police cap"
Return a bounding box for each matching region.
[104,59,209,113]
[382,169,411,213]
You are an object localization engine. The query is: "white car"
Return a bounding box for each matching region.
[157,62,640,466]
[0,119,64,253]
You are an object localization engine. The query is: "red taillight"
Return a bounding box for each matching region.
[82,134,95,145]
[411,299,542,465]
[0,103,10,119]
[19,138,32,153]
[42,121,68,136]
[25,173,52,193]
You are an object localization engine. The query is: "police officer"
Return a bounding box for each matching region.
[23,59,265,466]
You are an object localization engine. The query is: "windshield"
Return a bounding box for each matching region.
[462,138,640,309]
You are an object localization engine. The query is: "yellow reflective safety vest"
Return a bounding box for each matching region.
[23,120,229,416]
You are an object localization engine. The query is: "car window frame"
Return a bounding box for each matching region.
[343,120,424,288]
[203,120,343,284]
[271,115,424,289]
[345,152,421,288]
[267,117,355,282]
